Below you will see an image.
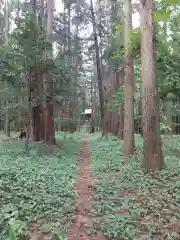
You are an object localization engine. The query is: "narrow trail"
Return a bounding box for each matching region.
[68,136,115,240]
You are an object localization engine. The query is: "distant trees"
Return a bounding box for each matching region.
[90,0,107,136]
[0,0,86,144]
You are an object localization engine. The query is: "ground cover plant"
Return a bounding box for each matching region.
[0,132,82,239]
[88,134,180,240]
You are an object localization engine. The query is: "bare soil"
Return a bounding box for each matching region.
[68,136,116,240]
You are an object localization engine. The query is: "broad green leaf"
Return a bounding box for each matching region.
[153,10,172,22]
[113,23,123,31]
[165,0,180,5]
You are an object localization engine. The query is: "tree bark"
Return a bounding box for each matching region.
[32,106,41,141]
[44,104,55,144]
[123,0,135,157]
[4,0,10,137]
[118,105,124,139]
[30,67,45,142]
[118,2,124,139]
[43,0,56,144]
[140,0,164,170]
[116,71,124,139]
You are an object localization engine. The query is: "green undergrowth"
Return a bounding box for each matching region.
[0,132,83,239]
[88,134,180,240]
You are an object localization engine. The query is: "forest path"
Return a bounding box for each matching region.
[68,135,115,240]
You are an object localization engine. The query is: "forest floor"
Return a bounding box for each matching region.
[0,132,179,239]
[88,133,180,240]
[0,132,83,239]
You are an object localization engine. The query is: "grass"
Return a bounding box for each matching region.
[88,134,180,240]
[0,132,83,239]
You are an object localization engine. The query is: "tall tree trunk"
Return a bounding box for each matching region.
[138,93,143,136]
[32,106,41,141]
[123,0,135,157]
[140,0,164,170]
[67,4,71,57]
[44,0,56,144]
[29,0,44,142]
[90,0,106,136]
[25,86,32,149]
[116,71,124,139]
[4,0,9,41]
[118,1,124,139]
[90,74,95,133]
[4,0,10,137]
[118,104,124,138]
[39,0,45,29]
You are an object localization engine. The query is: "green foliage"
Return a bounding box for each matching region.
[112,86,124,112]
[0,11,84,119]
[7,218,28,240]
[0,132,82,239]
[0,13,53,90]
[130,28,140,58]
[110,26,141,64]
[108,4,180,102]
[165,0,180,5]
[160,116,172,133]
[160,122,172,133]
[112,23,123,33]
[13,13,51,66]
[0,39,22,86]
[88,135,180,239]
[153,10,172,22]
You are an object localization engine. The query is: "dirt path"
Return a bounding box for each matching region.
[68,136,115,240]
